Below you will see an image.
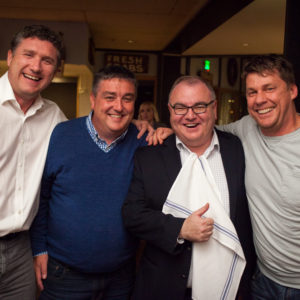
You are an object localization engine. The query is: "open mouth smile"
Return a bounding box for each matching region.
[257,108,274,114]
[184,123,198,128]
[109,114,123,119]
[23,73,41,81]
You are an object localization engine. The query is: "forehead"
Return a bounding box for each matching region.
[246,71,285,88]
[170,81,211,103]
[140,103,151,109]
[15,37,58,59]
[97,78,135,93]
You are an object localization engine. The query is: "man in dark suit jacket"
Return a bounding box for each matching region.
[122,76,256,300]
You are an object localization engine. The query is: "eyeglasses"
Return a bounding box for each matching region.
[169,100,215,115]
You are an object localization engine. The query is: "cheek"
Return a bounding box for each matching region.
[170,115,183,127]
[246,97,255,108]
[43,67,56,80]
[126,103,135,114]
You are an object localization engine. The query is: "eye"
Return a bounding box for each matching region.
[266,87,275,92]
[194,104,205,109]
[123,97,134,103]
[105,96,115,101]
[43,59,54,65]
[174,104,186,110]
[247,90,257,96]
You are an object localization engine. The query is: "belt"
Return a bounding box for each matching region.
[0,231,23,241]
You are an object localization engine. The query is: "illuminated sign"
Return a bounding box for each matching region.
[204,60,211,72]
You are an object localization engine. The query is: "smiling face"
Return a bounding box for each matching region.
[246,71,298,136]
[7,37,58,110]
[169,81,217,155]
[90,78,136,144]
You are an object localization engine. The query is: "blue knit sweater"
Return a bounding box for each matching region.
[30,117,147,273]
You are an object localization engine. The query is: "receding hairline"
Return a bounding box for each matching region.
[169,76,216,102]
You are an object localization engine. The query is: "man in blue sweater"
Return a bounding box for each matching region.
[30,65,152,300]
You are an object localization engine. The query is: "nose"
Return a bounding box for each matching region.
[185,107,197,119]
[255,90,267,105]
[30,57,42,73]
[113,98,123,111]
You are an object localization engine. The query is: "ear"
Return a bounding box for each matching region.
[90,93,95,110]
[213,100,218,121]
[7,50,13,67]
[168,103,172,114]
[289,84,298,101]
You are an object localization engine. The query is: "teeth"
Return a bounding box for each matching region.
[23,73,40,81]
[258,108,273,114]
[185,123,197,128]
[110,114,122,118]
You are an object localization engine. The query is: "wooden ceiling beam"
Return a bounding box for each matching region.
[163,0,254,54]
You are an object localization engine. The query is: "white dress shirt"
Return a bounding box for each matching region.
[176,131,230,288]
[176,131,230,215]
[0,72,66,236]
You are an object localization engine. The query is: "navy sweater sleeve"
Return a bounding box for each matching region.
[30,123,61,255]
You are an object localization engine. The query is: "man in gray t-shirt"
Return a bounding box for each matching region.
[218,54,300,299]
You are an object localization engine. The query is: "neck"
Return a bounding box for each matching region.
[15,94,36,114]
[185,136,213,157]
[91,119,125,146]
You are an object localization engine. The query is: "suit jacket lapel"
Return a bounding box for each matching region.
[216,130,237,221]
[159,131,239,220]
[160,135,182,189]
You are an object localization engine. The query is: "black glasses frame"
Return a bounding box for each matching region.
[169,100,215,115]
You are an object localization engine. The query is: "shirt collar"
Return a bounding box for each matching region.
[0,72,16,105]
[176,129,220,158]
[86,111,128,152]
[0,72,44,113]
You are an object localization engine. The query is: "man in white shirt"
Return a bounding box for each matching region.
[0,25,66,299]
[218,54,300,299]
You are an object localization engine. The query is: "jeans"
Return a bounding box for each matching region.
[39,256,135,300]
[251,267,300,300]
[0,231,36,300]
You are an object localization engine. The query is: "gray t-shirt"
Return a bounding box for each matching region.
[218,115,300,288]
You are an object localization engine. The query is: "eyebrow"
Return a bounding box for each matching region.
[102,91,135,98]
[22,49,56,64]
[173,101,211,106]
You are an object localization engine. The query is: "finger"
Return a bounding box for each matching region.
[145,131,153,142]
[137,127,146,139]
[158,132,164,144]
[195,203,209,217]
[203,217,214,226]
[147,135,153,145]
[41,262,47,280]
[35,266,44,291]
[147,127,155,137]
[151,133,158,146]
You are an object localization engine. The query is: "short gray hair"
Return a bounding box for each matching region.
[169,76,216,101]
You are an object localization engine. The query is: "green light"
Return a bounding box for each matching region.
[204,60,210,71]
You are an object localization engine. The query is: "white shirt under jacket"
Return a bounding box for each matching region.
[0,72,66,236]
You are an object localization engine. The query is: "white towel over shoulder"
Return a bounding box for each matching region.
[162,153,246,300]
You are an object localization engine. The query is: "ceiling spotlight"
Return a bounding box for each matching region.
[128,40,135,44]
[243,43,249,47]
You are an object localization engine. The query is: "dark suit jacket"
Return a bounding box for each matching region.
[122,130,256,300]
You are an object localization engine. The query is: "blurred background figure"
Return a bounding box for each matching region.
[138,101,167,129]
